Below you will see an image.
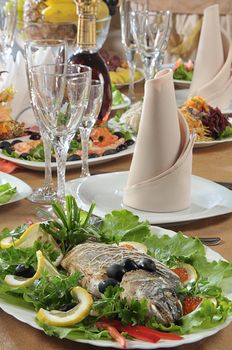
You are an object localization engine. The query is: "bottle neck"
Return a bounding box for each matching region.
[76,14,97,51]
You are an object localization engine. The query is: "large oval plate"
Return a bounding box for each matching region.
[0,225,231,348]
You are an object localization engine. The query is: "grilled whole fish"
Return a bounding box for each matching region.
[61,242,183,325]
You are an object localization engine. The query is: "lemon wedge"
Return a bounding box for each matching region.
[37,286,93,326]
[0,223,43,249]
[0,223,63,266]
[119,241,148,254]
[4,251,60,288]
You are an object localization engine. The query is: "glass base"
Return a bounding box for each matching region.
[27,186,57,204]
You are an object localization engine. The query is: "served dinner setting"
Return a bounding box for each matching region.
[0,1,232,350]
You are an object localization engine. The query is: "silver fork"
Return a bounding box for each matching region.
[198,237,222,246]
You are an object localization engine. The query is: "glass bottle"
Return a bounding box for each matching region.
[69,0,112,124]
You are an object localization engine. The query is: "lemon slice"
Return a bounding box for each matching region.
[4,251,60,288]
[37,286,93,326]
[0,223,43,249]
[119,241,148,254]
[0,223,63,266]
[4,250,44,288]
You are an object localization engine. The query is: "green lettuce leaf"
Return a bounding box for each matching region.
[145,232,205,264]
[99,210,151,244]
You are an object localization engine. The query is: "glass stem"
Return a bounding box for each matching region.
[41,131,54,193]
[80,126,91,178]
[53,136,72,205]
[128,60,136,102]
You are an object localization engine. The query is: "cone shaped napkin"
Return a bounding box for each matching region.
[123,69,195,212]
[189,4,232,109]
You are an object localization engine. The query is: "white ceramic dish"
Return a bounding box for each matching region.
[0,225,231,348]
[66,171,232,224]
[0,140,134,172]
[0,172,32,205]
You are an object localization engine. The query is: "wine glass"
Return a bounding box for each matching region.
[79,79,104,178]
[24,39,67,203]
[119,0,139,102]
[29,63,91,204]
[130,9,171,80]
[0,0,17,69]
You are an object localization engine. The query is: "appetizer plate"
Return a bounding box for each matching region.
[0,172,32,206]
[0,225,231,349]
[175,89,232,148]
[114,68,144,89]
[0,143,134,171]
[66,171,232,225]
[111,93,131,110]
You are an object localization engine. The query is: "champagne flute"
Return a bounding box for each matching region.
[119,0,139,102]
[24,39,67,203]
[130,9,171,80]
[79,79,104,178]
[0,0,17,69]
[29,63,91,204]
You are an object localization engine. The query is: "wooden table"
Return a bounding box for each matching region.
[0,83,232,350]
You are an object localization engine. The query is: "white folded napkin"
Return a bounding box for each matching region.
[123,69,195,212]
[189,4,232,109]
[0,51,32,124]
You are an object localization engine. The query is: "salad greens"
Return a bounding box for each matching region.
[0,183,17,204]
[173,64,193,81]
[0,195,232,342]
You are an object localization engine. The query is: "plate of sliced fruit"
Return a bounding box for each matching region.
[100,49,144,88]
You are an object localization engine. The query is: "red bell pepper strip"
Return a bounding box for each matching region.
[125,325,183,340]
[96,323,126,349]
[119,325,160,343]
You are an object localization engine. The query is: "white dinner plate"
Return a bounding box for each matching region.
[0,225,231,349]
[66,171,232,224]
[0,138,134,172]
[0,172,32,206]
[112,93,131,110]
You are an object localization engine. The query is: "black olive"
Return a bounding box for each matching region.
[138,258,156,272]
[14,264,35,278]
[123,258,138,272]
[51,156,56,162]
[106,264,127,281]
[20,152,29,159]
[125,139,135,146]
[88,153,98,159]
[0,141,11,149]
[102,149,117,156]
[116,144,128,152]
[4,146,13,154]
[59,303,75,312]
[67,154,81,161]
[113,131,124,139]
[98,278,118,293]
[11,139,23,146]
[30,133,41,140]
